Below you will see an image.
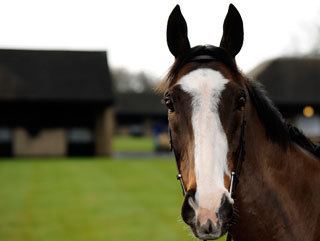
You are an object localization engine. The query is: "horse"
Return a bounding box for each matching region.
[158,4,320,241]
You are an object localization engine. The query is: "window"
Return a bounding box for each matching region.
[294,114,320,137]
[67,128,94,156]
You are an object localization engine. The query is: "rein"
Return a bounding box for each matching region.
[169,116,246,241]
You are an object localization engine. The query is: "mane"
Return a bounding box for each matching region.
[247,80,320,158]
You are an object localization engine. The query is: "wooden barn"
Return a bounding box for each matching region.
[115,92,167,136]
[0,49,114,157]
[115,92,169,151]
[115,92,166,125]
[249,57,320,141]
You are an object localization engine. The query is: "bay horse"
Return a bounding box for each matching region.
[159,4,320,241]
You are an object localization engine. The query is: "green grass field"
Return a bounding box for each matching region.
[113,135,154,152]
[0,158,225,241]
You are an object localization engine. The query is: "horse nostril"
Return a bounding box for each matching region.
[218,194,233,221]
[200,219,214,234]
[181,190,196,225]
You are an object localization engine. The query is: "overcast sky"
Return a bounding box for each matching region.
[0,0,319,79]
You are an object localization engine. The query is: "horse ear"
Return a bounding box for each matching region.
[167,5,191,58]
[219,4,243,58]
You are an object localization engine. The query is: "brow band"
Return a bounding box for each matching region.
[189,55,217,62]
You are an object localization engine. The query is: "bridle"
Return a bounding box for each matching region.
[166,53,247,241]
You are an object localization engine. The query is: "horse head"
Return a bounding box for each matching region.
[162,4,247,240]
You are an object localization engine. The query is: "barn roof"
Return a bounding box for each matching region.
[248,57,320,105]
[0,49,113,103]
[115,92,166,116]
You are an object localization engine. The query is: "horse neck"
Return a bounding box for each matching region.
[233,108,320,241]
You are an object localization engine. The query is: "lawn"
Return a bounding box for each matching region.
[0,158,227,241]
[113,135,154,152]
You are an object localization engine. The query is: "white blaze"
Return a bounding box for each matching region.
[179,68,231,211]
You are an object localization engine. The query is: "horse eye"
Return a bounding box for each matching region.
[164,93,175,112]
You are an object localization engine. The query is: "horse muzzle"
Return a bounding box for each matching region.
[181,190,234,240]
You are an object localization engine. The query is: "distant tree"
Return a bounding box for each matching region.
[308,26,320,56]
[111,68,156,93]
[286,16,320,57]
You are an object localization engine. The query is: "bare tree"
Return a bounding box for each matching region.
[111,68,156,93]
[308,25,320,56]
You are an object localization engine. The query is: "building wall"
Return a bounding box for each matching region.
[13,128,67,156]
[95,107,114,156]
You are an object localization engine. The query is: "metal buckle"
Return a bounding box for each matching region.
[176,173,186,196]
